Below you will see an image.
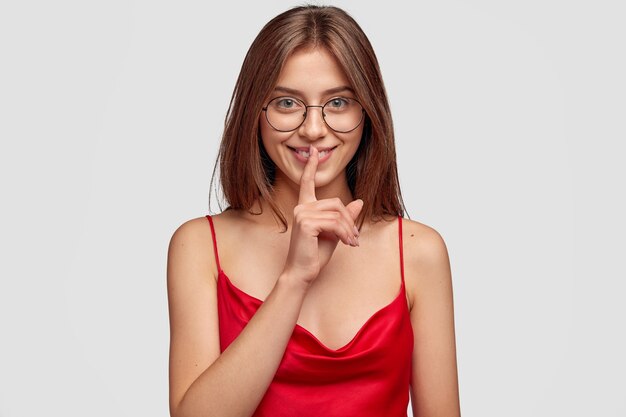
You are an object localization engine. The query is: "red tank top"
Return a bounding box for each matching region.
[206,215,414,416]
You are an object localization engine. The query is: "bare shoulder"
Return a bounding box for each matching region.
[401,218,452,310]
[401,218,450,265]
[170,215,212,241]
[168,214,217,282]
[168,210,249,279]
[169,215,213,242]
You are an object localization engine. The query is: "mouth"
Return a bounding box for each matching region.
[287,145,338,162]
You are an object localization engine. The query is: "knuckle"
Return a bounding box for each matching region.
[294,212,306,225]
[294,209,308,224]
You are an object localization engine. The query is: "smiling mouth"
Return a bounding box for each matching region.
[287,146,338,158]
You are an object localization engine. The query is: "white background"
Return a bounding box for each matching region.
[1,0,625,416]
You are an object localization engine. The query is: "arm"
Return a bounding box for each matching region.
[167,218,310,417]
[405,222,461,417]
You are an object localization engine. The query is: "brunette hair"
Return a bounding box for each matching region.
[211,5,406,229]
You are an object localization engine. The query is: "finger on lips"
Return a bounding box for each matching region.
[298,145,319,204]
[297,145,359,247]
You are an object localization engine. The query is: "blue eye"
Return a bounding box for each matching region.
[328,98,348,108]
[326,97,351,111]
[277,98,295,108]
[273,97,303,110]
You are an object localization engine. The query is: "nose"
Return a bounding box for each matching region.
[298,105,328,141]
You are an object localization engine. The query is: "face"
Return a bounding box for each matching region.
[259,47,364,194]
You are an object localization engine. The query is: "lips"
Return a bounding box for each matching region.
[287,145,337,161]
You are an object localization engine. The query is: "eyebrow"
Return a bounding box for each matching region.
[272,85,355,96]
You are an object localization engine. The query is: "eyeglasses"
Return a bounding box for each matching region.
[262,96,365,133]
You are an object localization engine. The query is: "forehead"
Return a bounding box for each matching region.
[273,47,352,99]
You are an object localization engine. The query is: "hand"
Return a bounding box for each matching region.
[283,146,364,286]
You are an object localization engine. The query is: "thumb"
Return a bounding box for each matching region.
[346,199,364,221]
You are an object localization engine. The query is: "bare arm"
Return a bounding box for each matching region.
[405,222,461,417]
[167,220,310,417]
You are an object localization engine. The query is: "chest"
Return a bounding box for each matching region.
[218,228,408,351]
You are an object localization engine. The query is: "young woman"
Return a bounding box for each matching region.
[167,5,460,417]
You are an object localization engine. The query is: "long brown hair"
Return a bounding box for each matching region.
[211,5,406,230]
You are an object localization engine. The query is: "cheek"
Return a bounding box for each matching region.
[259,116,291,169]
[347,128,364,155]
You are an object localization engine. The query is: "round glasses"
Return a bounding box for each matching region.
[262,96,365,133]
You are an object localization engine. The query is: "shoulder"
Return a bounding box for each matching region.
[169,211,243,248]
[169,215,213,252]
[401,218,450,267]
[400,218,452,310]
[168,214,226,283]
[167,210,251,280]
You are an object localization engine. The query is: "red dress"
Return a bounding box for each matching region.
[206,215,414,416]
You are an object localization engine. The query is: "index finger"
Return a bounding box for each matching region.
[298,146,319,204]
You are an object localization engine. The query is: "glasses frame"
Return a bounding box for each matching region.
[261,96,366,133]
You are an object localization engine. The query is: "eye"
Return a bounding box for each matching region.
[326,97,350,110]
[278,98,294,108]
[272,97,302,110]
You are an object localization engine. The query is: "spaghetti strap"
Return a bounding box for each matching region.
[398,216,405,286]
[205,215,222,273]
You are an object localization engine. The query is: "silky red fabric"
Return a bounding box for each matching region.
[206,215,414,416]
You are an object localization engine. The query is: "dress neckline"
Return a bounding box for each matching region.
[218,268,406,353]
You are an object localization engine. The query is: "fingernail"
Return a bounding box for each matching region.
[348,236,355,246]
[353,225,359,237]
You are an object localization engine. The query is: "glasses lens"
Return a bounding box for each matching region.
[265,96,364,132]
[265,97,306,131]
[322,98,364,133]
